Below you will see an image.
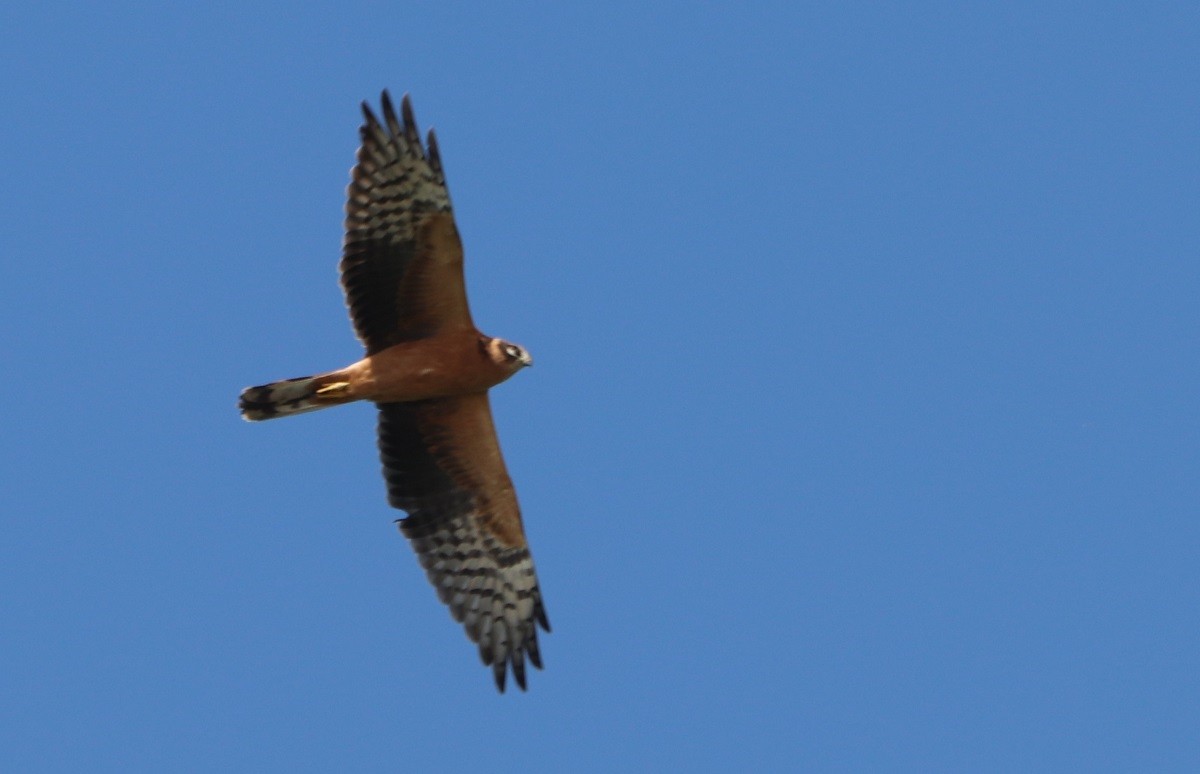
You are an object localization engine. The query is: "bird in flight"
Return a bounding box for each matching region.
[239,91,548,692]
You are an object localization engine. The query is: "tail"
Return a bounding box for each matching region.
[239,373,353,421]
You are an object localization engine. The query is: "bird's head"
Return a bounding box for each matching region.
[484,336,534,372]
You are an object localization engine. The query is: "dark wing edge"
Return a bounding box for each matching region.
[341,91,460,353]
[378,398,549,692]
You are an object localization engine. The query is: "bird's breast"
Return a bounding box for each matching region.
[360,336,501,403]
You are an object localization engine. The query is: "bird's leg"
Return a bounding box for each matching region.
[315,381,351,397]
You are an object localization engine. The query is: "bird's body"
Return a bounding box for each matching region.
[239,92,548,692]
[353,331,529,402]
[240,329,527,418]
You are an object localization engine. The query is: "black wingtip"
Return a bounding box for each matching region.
[427,129,442,173]
[492,662,507,693]
[380,90,407,139]
[360,99,378,127]
[527,633,544,671]
[400,93,423,150]
[401,93,416,129]
[511,652,527,691]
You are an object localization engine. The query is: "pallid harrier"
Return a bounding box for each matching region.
[239,92,548,692]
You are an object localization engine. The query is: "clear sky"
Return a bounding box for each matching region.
[2,3,1197,771]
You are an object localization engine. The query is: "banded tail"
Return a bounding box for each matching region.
[239,373,354,421]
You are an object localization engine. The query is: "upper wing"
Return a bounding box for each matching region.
[341,91,474,354]
[378,394,549,692]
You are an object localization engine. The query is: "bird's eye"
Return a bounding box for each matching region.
[504,345,521,359]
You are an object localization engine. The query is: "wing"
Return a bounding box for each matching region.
[341,91,474,354]
[378,394,549,692]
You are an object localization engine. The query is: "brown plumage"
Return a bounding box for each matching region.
[239,91,547,692]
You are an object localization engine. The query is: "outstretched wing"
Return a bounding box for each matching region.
[341,91,474,354]
[378,394,549,692]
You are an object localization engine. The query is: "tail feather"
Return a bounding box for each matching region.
[239,374,347,421]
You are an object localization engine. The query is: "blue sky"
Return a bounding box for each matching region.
[2,2,1198,771]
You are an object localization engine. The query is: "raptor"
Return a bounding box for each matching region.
[239,91,548,692]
